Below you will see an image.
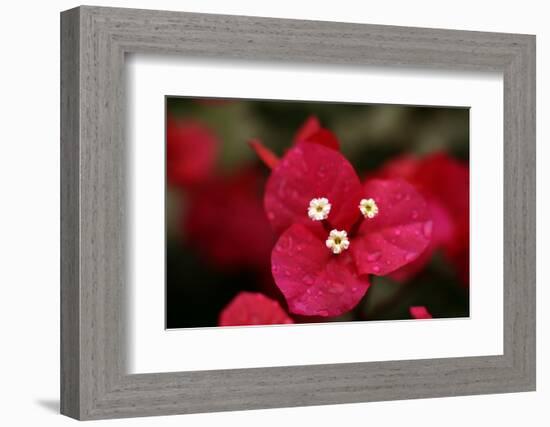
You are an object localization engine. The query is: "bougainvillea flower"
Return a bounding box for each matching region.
[264,142,432,317]
[248,139,280,169]
[249,116,340,169]
[414,154,470,285]
[409,306,433,319]
[376,152,469,284]
[184,167,274,270]
[166,118,219,187]
[293,115,340,150]
[219,292,294,326]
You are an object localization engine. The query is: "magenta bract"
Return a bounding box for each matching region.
[409,306,433,319]
[376,152,469,284]
[219,292,294,326]
[271,223,370,317]
[265,142,362,236]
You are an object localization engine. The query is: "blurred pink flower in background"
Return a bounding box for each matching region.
[376,152,469,285]
[167,118,219,188]
[184,167,274,271]
[219,292,294,326]
[409,306,433,319]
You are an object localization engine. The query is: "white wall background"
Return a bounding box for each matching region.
[0,0,546,425]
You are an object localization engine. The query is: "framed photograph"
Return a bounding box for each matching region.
[60,6,536,420]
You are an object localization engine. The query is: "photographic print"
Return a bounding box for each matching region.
[165,97,470,329]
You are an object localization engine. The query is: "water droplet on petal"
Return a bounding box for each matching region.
[372,265,381,273]
[405,252,417,262]
[394,229,401,236]
[411,210,419,219]
[267,212,275,220]
[281,236,294,252]
[302,274,314,285]
[423,221,433,237]
[367,251,381,262]
[329,282,344,294]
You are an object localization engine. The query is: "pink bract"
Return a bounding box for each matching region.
[378,153,469,284]
[219,292,293,326]
[353,179,433,276]
[265,142,363,236]
[249,116,340,171]
[294,116,340,150]
[266,142,432,317]
[271,223,370,317]
[409,306,432,319]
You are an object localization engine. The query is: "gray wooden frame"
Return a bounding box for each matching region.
[60,5,536,420]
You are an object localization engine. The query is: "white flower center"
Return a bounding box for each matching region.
[325,229,350,254]
[308,197,331,221]
[359,198,379,219]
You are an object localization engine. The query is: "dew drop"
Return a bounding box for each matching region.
[405,252,417,262]
[423,221,433,237]
[372,265,381,273]
[329,282,345,295]
[267,211,275,220]
[394,229,402,236]
[302,274,315,285]
[366,251,381,262]
[283,236,294,252]
[411,210,419,219]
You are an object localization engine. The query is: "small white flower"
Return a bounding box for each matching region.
[308,197,331,221]
[325,229,350,255]
[359,198,379,219]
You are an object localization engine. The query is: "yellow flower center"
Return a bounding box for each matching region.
[325,229,350,255]
[308,197,331,221]
[359,198,379,219]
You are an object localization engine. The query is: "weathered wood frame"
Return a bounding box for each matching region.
[60,5,536,420]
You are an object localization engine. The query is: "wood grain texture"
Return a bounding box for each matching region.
[60,6,536,420]
[60,7,80,419]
